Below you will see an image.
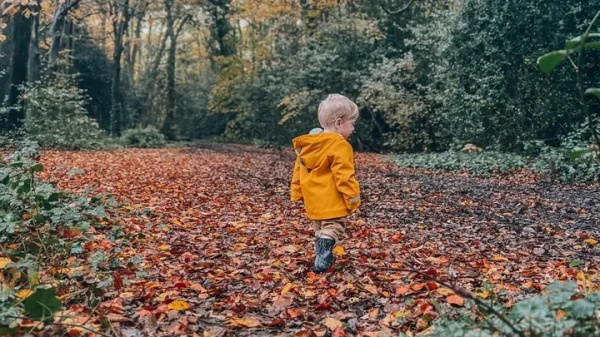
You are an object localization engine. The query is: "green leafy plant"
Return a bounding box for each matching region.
[537,10,600,160]
[0,141,118,335]
[431,282,600,336]
[120,126,167,148]
[21,73,107,150]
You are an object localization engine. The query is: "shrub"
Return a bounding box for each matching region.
[21,74,106,150]
[120,126,166,148]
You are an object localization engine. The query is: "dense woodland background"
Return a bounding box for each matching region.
[0,0,599,157]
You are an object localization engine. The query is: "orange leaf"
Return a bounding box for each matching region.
[332,327,345,337]
[396,285,410,295]
[410,283,425,291]
[229,316,262,328]
[447,294,464,306]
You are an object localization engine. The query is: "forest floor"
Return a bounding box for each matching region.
[39,144,600,336]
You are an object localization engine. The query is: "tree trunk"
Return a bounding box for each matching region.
[111,0,131,136]
[28,9,40,82]
[7,7,33,130]
[49,0,82,65]
[208,0,234,58]
[161,0,177,140]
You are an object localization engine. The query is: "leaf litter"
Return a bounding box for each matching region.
[39,146,600,336]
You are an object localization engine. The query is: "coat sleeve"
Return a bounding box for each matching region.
[290,157,303,201]
[330,141,360,213]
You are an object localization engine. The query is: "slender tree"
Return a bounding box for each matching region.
[6,6,33,130]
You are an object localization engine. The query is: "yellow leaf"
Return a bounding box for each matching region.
[436,288,455,296]
[332,245,345,256]
[281,283,295,295]
[15,289,34,299]
[476,290,491,299]
[20,0,29,6]
[229,316,261,328]
[0,257,12,269]
[0,34,6,43]
[158,244,171,251]
[322,317,342,330]
[167,300,190,311]
[492,254,508,262]
[21,213,31,220]
[584,239,597,246]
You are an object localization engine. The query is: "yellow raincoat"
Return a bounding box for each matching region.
[290,132,360,220]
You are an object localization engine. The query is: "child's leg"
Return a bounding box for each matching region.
[314,217,346,241]
[313,218,346,272]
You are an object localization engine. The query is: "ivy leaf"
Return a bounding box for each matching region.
[30,163,44,172]
[537,50,567,73]
[565,33,600,49]
[568,148,592,160]
[570,299,594,319]
[23,287,62,322]
[585,88,600,101]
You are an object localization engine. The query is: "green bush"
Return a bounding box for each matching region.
[393,150,529,176]
[393,140,600,182]
[408,1,600,151]
[21,74,107,150]
[430,282,600,337]
[120,126,166,148]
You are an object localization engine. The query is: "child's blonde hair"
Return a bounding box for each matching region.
[317,94,359,128]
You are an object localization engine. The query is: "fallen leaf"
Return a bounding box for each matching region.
[167,300,190,311]
[0,257,12,269]
[584,238,597,246]
[333,245,345,256]
[229,316,262,328]
[15,289,34,299]
[492,254,508,262]
[447,294,464,306]
[322,317,342,330]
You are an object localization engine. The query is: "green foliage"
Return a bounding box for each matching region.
[393,151,529,177]
[120,126,167,148]
[393,131,600,181]
[0,141,115,333]
[21,73,107,150]
[431,282,600,336]
[358,53,431,152]
[408,1,600,151]
[216,14,385,147]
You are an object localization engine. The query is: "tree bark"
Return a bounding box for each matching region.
[161,0,177,139]
[7,7,33,130]
[111,0,132,136]
[49,0,82,64]
[208,0,234,58]
[28,8,40,82]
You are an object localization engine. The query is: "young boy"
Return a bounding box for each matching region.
[290,94,361,273]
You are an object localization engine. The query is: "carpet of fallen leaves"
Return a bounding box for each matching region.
[39,144,600,337]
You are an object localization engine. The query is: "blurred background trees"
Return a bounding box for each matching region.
[0,0,598,155]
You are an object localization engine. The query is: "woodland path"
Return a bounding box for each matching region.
[40,145,600,336]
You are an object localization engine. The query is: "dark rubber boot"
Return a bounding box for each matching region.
[313,237,335,273]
